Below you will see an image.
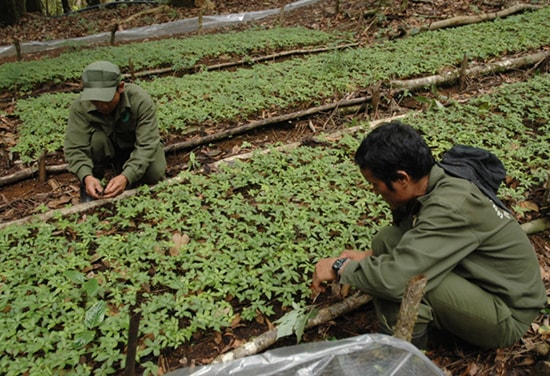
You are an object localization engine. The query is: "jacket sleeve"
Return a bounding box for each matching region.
[64,99,94,183]
[120,91,161,186]
[340,199,480,300]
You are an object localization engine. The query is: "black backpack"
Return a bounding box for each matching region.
[438,144,510,212]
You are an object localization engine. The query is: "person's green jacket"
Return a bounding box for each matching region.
[64,83,162,186]
[340,165,546,312]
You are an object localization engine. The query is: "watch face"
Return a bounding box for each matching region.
[332,258,347,273]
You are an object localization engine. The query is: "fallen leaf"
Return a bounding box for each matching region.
[518,200,539,212]
[463,361,479,376]
[170,232,190,256]
[47,195,73,209]
[47,178,60,191]
[230,313,241,328]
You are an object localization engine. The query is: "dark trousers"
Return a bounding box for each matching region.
[371,225,535,348]
[90,130,166,186]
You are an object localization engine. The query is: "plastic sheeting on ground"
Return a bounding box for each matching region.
[0,0,320,60]
[166,333,446,376]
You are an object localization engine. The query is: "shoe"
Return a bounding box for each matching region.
[80,184,94,203]
[411,328,428,350]
[375,320,428,350]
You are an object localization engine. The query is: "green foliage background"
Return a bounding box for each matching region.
[10,7,550,162]
[1,72,549,374]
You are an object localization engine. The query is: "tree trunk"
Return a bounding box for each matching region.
[61,0,71,14]
[0,0,20,26]
[26,0,42,13]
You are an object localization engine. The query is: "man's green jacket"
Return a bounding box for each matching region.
[340,165,546,312]
[64,83,162,186]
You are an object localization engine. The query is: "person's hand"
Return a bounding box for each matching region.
[83,175,104,199]
[103,174,128,198]
[339,249,373,261]
[311,257,339,293]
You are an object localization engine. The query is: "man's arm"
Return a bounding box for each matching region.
[118,88,161,186]
[64,100,95,183]
[340,203,479,299]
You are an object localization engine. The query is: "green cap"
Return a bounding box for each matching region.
[81,61,121,102]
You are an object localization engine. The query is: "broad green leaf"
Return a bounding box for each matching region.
[64,270,85,284]
[85,301,107,329]
[73,330,95,349]
[83,278,99,297]
[275,309,300,339]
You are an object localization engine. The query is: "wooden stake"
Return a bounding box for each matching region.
[110,23,119,45]
[124,308,141,376]
[393,275,427,342]
[544,171,550,207]
[14,39,22,61]
[128,58,135,81]
[459,53,468,91]
[38,153,47,183]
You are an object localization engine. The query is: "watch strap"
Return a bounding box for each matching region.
[332,257,348,278]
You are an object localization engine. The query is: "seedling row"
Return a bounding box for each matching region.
[11,7,550,163]
[0,73,548,375]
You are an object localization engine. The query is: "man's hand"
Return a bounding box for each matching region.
[311,257,340,293]
[103,174,128,198]
[83,175,104,199]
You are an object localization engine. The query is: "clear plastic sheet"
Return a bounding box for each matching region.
[0,0,320,59]
[167,334,446,376]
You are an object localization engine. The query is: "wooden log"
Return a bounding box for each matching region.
[521,218,550,235]
[391,51,550,91]
[213,292,372,363]
[421,4,542,32]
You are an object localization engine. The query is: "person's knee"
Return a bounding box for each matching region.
[424,274,525,349]
[90,131,114,162]
[141,152,166,185]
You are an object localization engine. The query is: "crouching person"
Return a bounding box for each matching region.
[64,60,166,202]
[311,121,546,349]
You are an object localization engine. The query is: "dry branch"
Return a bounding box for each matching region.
[393,275,427,342]
[118,5,171,25]
[213,292,372,363]
[0,188,137,230]
[164,96,371,153]
[2,50,544,189]
[421,4,542,32]
[129,43,358,78]
[521,218,550,235]
[391,50,550,91]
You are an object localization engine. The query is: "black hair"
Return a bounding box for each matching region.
[354,121,435,191]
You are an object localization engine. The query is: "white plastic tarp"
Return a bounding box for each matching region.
[166,334,446,376]
[0,0,320,59]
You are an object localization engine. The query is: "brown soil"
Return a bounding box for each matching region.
[1,1,549,375]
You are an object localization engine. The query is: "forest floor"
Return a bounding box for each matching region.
[0,0,549,375]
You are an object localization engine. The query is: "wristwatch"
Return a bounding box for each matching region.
[332,257,348,278]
